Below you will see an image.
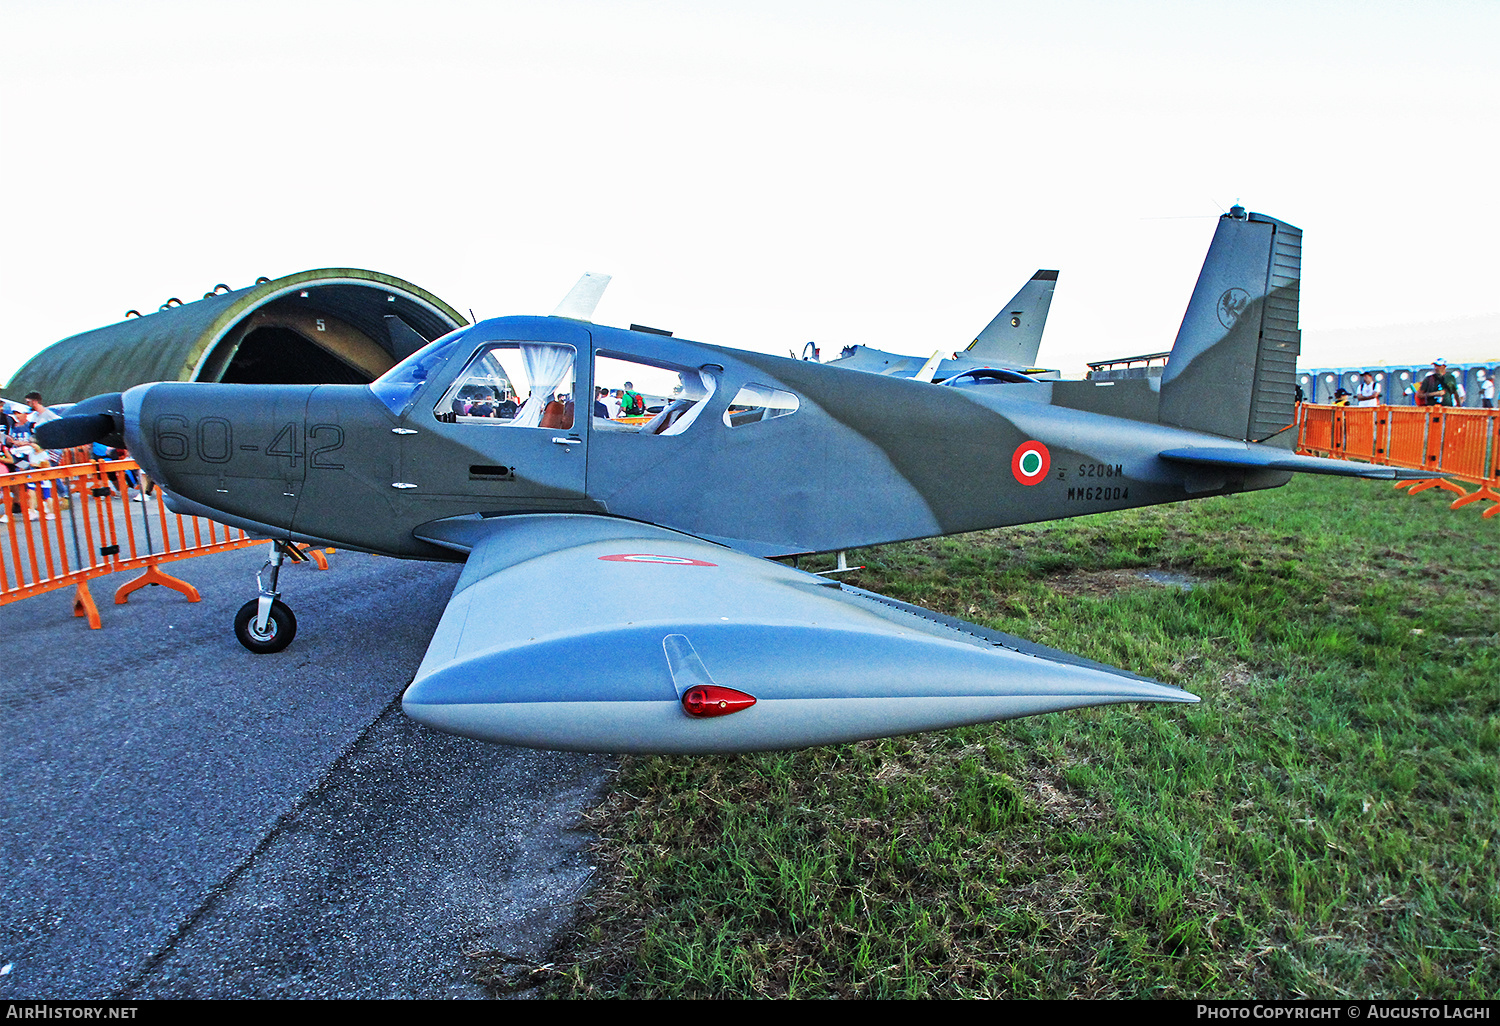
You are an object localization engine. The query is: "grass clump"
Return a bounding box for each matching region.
[529,477,1498,998]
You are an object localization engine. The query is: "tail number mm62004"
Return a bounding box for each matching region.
[1068,485,1129,501]
[153,417,345,470]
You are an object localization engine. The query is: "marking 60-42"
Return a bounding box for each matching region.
[154,417,345,469]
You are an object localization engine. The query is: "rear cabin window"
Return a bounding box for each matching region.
[723,383,799,427]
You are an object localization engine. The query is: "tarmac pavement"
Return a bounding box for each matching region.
[0,541,614,999]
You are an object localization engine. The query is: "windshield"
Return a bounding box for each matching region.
[369,326,473,414]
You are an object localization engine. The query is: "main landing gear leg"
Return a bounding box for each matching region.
[234,542,300,653]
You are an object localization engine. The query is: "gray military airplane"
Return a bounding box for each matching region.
[41,207,1421,754]
[824,269,1059,383]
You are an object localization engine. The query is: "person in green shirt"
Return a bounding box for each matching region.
[1418,359,1460,406]
[619,381,646,417]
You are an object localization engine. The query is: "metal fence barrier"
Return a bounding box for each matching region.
[1,458,326,627]
[1297,403,1500,518]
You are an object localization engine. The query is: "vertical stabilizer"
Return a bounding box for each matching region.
[965,270,1057,366]
[385,314,431,361]
[1157,210,1301,443]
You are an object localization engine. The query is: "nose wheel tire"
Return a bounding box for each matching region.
[234,599,297,654]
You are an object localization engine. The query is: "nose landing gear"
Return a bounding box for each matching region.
[234,597,296,654]
[234,541,310,653]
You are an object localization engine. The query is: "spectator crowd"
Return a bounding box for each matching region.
[1,391,147,525]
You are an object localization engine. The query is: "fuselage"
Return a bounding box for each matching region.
[126,315,1288,559]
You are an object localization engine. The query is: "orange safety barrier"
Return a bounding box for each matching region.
[1300,404,1335,455]
[1,458,329,626]
[1340,405,1380,463]
[1297,403,1500,519]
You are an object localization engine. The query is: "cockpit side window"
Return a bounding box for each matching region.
[433,342,577,429]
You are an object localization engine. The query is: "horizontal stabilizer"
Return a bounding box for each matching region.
[1159,446,1435,480]
[403,513,1197,754]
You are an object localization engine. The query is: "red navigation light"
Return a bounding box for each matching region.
[681,685,757,718]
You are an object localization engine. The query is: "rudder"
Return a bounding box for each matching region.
[1157,209,1302,444]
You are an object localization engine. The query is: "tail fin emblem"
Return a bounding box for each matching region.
[1217,288,1250,329]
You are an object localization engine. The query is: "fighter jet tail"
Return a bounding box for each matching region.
[1157,208,1302,445]
[964,270,1057,367]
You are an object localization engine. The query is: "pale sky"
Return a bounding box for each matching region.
[3,0,1497,385]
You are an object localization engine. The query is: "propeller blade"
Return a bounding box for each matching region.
[34,392,124,449]
[36,414,116,449]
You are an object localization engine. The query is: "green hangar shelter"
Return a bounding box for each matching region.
[3,269,467,404]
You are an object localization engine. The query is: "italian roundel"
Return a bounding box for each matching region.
[598,553,718,566]
[1011,440,1051,485]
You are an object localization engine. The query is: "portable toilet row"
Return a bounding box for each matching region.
[1299,363,1496,407]
[1460,364,1495,407]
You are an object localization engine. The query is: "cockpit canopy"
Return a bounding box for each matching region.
[369,324,582,431]
[941,368,1043,389]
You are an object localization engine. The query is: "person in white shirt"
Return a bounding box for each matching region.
[1354,372,1381,407]
[24,392,62,462]
[23,392,57,425]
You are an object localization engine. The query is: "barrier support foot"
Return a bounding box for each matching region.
[73,581,101,629]
[115,562,201,605]
[1405,478,1468,497]
[1450,483,1500,510]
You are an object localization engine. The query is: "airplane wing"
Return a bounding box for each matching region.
[1159,446,1436,480]
[401,513,1195,754]
[913,350,947,383]
[550,272,612,322]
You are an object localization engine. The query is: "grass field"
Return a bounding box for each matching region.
[517,476,1499,999]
